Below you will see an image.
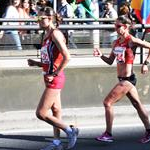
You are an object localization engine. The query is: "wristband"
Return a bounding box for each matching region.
[100,55,104,58]
[143,60,150,65]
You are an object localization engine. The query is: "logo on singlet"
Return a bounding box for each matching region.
[41,40,50,63]
[113,46,126,63]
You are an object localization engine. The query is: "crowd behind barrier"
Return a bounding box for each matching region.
[0,0,136,49]
[0,0,150,61]
[0,21,150,46]
[0,18,116,51]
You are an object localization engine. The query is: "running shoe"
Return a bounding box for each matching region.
[41,142,64,150]
[140,131,150,144]
[95,131,114,142]
[66,125,79,149]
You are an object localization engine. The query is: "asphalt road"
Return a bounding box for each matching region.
[0,125,150,150]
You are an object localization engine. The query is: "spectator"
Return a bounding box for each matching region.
[1,0,22,50]
[29,0,38,17]
[98,0,105,17]
[37,0,52,10]
[37,0,47,9]
[119,1,134,22]
[101,0,118,47]
[68,0,77,18]
[58,0,77,49]
[75,4,86,19]
[28,0,39,34]
[19,0,30,20]
[0,0,9,38]
[101,0,118,19]
[0,0,10,21]
[18,0,30,34]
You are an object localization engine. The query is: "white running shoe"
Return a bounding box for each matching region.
[41,141,64,150]
[66,125,79,149]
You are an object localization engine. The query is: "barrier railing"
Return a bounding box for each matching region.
[0,24,150,30]
[0,18,116,22]
[0,18,150,30]
[0,18,150,64]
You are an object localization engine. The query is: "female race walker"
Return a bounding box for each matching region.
[28,7,78,150]
[93,15,150,144]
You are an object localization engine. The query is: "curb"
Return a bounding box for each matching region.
[0,105,150,132]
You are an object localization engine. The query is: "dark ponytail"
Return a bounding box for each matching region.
[117,15,132,25]
[55,13,63,27]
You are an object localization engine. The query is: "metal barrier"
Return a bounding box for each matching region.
[0,18,150,30]
[0,18,150,64]
[0,18,116,23]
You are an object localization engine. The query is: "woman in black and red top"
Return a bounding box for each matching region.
[94,15,150,144]
[28,7,78,150]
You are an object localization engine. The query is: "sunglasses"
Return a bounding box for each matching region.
[37,16,49,21]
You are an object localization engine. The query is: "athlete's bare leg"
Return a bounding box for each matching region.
[52,91,62,139]
[126,87,150,129]
[103,81,133,133]
[36,88,67,131]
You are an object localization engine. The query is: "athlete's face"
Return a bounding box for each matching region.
[38,11,52,29]
[38,16,50,29]
[115,20,128,35]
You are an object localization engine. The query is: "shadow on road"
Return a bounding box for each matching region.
[0,128,149,150]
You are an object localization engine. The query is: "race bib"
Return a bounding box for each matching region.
[41,40,50,63]
[113,46,126,63]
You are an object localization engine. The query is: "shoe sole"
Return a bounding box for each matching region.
[95,137,114,143]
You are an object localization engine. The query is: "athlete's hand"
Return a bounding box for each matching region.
[93,48,102,57]
[141,64,149,74]
[45,75,54,83]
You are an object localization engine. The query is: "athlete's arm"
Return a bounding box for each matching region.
[130,36,150,50]
[130,36,150,74]
[27,59,43,67]
[100,50,116,65]
[93,42,116,65]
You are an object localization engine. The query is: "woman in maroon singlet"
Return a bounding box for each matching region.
[94,15,150,144]
[27,7,78,150]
